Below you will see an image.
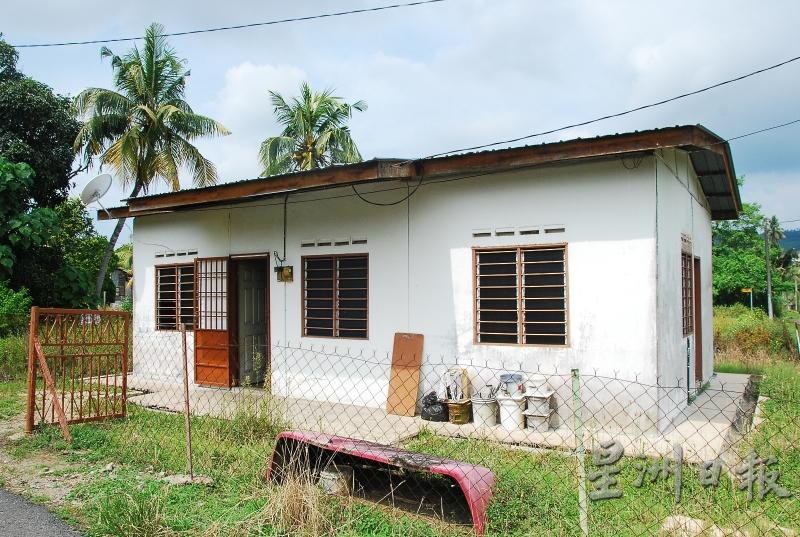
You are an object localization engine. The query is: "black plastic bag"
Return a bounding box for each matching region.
[420,391,448,422]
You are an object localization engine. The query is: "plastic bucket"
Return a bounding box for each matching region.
[499,373,524,397]
[525,375,548,396]
[446,400,472,425]
[524,410,553,432]
[471,397,498,427]
[497,395,526,431]
[525,390,554,415]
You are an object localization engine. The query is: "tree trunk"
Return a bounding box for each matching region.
[764,218,774,319]
[94,183,142,301]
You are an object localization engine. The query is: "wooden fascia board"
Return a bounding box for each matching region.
[415,127,698,178]
[105,125,740,219]
[97,206,132,220]
[126,160,414,213]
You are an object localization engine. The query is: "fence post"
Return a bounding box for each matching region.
[122,312,129,418]
[180,323,194,480]
[572,368,589,537]
[24,307,38,434]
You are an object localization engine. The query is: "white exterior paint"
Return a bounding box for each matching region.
[130,153,714,432]
[654,149,715,429]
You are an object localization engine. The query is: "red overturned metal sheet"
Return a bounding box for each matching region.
[267,431,495,535]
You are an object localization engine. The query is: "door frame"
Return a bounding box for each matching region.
[692,256,703,385]
[230,253,271,388]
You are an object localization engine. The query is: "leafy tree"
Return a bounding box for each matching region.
[52,197,118,301]
[0,280,32,335]
[0,157,58,280]
[767,215,784,246]
[712,195,793,311]
[73,23,230,298]
[259,82,366,175]
[0,37,81,207]
[115,243,133,271]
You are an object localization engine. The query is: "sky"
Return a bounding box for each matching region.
[5,0,800,241]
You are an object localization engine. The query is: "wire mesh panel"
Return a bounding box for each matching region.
[20,305,797,535]
[109,329,799,536]
[25,307,129,433]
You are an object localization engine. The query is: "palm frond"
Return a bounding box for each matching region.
[73,22,225,197]
[172,135,218,188]
[260,82,365,173]
[259,136,295,176]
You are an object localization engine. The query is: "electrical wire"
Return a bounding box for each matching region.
[706,118,800,146]
[11,0,449,48]
[396,54,800,162]
[352,175,424,206]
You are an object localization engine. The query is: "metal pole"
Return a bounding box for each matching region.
[180,324,194,480]
[25,307,38,434]
[764,218,774,319]
[571,369,589,537]
[795,321,800,356]
[749,290,753,311]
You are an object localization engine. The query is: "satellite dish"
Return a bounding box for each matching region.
[80,173,113,205]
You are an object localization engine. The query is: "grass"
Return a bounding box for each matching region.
[714,305,799,359]
[2,305,798,536]
[406,361,800,536]
[12,361,797,537]
[0,333,28,381]
[0,379,26,420]
[11,394,452,537]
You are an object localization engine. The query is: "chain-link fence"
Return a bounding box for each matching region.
[51,318,789,537]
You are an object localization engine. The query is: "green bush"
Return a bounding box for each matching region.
[714,304,797,357]
[0,281,31,335]
[119,294,133,313]
[0,334,27,380]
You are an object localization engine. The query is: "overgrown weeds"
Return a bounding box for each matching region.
[714,305,798,373]
[0,333,27,380]
[214,378,289,445]
[246,471,333,536]
[93,483,172,537]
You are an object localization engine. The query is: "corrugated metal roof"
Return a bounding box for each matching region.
[101,124,740,220]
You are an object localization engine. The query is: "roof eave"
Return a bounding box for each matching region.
[99,125,741,221]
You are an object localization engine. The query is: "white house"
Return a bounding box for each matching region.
[101,125,740,433]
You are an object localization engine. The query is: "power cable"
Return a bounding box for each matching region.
[352,175,424,206]
[397,54,800,162]
[713,118,800,145]
[11,0,449,48]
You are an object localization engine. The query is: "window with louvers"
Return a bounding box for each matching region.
[474,246,567,345]
[156,264,195,330]
[681,253,693,336]
[303,254,368,339]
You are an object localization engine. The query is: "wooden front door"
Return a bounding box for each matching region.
[237,259,269,387]
[693,257,703,383]
[194,257,233,387]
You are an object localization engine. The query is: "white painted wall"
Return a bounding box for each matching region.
[130,154,714,432]
[654,148,715,429]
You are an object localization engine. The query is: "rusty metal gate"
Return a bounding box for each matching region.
[25,307,130,440]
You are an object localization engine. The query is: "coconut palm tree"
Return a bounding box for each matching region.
[74,23,230,297]
[768,215,785,246]
[259,82,366,176]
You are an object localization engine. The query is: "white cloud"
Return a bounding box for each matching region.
[741,169,800,223]
[196,62,307,180]
[4,0,797,232]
